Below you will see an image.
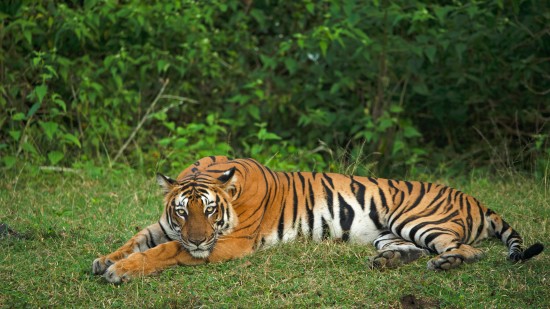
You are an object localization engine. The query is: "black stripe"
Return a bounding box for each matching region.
[158,220,175,241]
[406,183,426,211]
[411,211,460,245]
[369,196,384,230]
[404,181,413,194]
[306,194,314,236]
[308,180,316,211]
[292,177,299,228]
[321,179,334,218]
[378,188,388,210]
[277,201,286,240]
[473,203,485,241]
[464,198,473,242]
[338,194,355,241]
[147,228,157,247]
[323,173,334,188]
[297,172,306,194]
[350,176,366,210]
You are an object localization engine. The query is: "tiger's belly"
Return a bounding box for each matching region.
[256,205,382,250]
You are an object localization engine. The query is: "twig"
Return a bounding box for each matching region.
[39,166,81,173]
[112,79,170,165]
[159,95,198,103]
[523,78,550,95]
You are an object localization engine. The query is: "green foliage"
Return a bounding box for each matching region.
[1,0,548,175]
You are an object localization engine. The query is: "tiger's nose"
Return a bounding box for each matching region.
[189,238,206,246]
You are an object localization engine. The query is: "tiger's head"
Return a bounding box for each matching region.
[156,167,239,259]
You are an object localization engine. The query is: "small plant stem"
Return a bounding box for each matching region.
[112,79,170,166]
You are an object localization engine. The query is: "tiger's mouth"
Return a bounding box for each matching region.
[188,248,212,259]
[182,237,217,259]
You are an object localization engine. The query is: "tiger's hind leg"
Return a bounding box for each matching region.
[369,231,429,269]
[426,235,484,270]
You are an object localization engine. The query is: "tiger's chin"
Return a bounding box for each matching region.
[189,249,212,259]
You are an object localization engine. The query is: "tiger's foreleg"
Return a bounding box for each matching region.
[103,240,205,284]
[370,231,429,269]
[92,222,171,275]
[103,235,256,284]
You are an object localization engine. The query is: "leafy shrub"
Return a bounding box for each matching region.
[1,0,548,175]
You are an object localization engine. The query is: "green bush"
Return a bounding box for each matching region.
[1,0,548,175]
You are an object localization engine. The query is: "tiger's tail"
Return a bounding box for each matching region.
[485,209,544,261]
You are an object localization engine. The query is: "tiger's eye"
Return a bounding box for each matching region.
[205,206,215,214]
[176,209,186,216]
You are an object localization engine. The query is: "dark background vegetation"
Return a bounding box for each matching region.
[1,0,549,176]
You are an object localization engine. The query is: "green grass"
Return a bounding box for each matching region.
[1,168,548,308]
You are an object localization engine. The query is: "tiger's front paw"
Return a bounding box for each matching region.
[102,253,149,284]
[104,263,132,284]
[92,256,114,275]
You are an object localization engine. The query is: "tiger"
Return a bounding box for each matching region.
[92,156,543,284]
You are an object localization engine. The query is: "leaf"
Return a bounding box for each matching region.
[39,121,59,140]
[424,46,437,63]
[284,58,298,75]
[157,59,169,73]
[3,155,17,168]
[158,138,172,147]
[22,142,38,155]
[306,3,314,14]
[12,113,25,121]
[412,80,429,95]
[174,137,189,149]
[455,43,467,62]
[392,139,405,155]
[23,30,32,45]
[9,130,21,141]
[390,105,404,113]
[433,5,453,24]
[404,125,422,138]
[35,84,48,104]
[52,94,67,112]
[63,133,81,148]
[262,132,282,141]
[378,118,394,131]
[248,105,260,120]
[47,151,64,165]
[27,102,41,118]
[319,40,328,57]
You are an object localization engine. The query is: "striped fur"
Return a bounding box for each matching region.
[92,156,543,283]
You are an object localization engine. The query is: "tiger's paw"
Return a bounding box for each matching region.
[369,250,404,269]
[92,257,114,275]
[102,253,151,284]
[427,254,463,271]
[104,263,132,284]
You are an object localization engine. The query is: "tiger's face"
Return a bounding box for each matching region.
[157,168,238,259]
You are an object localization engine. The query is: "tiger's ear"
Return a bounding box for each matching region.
[156,173,177,194]
[217,167,236,183]
[216,167,236,192]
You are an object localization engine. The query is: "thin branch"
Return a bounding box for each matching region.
[159,95,199,103]
[112,79,170,165]
[523,77,550,95]
[39,166,81,173]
